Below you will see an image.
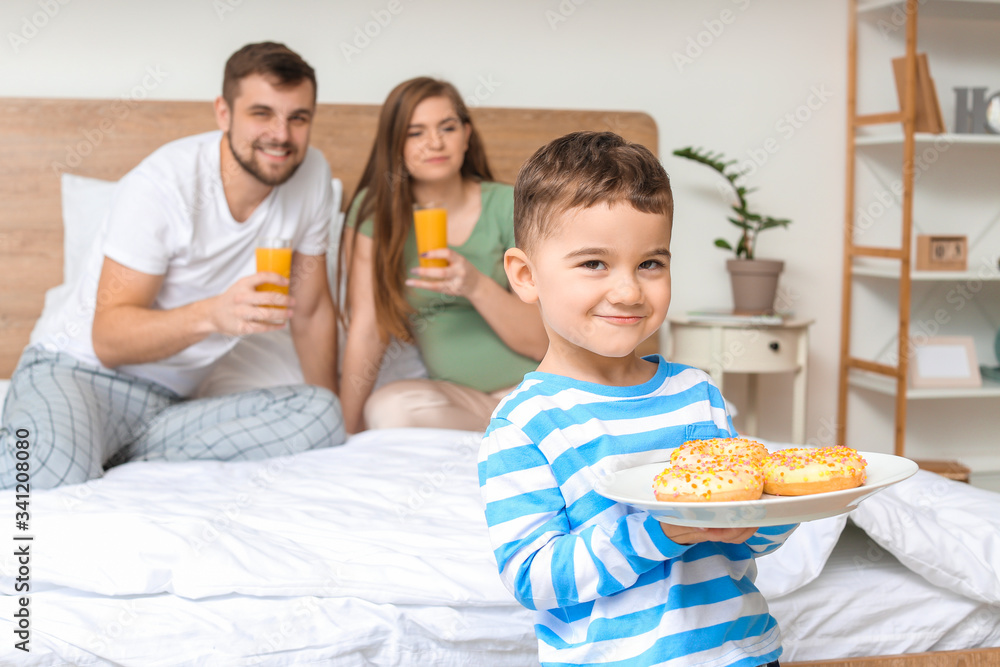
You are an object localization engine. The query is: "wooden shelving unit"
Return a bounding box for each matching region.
[837,0,1000,461]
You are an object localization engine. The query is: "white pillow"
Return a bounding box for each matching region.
[755,513,848,600]
[850,469,1000,605]
[28,175,118,346]
[60,173,117,286]
[327,176,346,293]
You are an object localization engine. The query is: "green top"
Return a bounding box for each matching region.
[346,181,537,392]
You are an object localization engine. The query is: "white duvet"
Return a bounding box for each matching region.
[1,426,999,665]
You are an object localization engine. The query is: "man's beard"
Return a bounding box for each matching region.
[225,133,303,187]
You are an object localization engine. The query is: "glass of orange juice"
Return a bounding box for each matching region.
[255,238,292,300]
[413,203,449,268]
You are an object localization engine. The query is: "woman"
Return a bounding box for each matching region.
[339,77,547,433]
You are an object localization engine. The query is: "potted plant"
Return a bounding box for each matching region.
[672,146,792,314]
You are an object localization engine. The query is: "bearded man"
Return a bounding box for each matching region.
[1,42,344,489]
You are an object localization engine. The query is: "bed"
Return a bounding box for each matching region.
[2,98,1000,666]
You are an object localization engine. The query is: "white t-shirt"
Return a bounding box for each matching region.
[32,130,333,396]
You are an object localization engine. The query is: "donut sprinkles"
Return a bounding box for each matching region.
[762,446,867,496]
[669,437,768,469]
[652,461,764,502]
[652,439,867,502]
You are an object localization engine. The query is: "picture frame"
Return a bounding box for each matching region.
[910,336,982,389]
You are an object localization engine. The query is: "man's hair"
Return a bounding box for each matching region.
[513,131,673,252]
[222,42,316,107]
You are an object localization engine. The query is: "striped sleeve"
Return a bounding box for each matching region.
[480,418,691,611]
[746,523,798,556]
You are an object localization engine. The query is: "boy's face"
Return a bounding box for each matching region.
[507,203,672,368]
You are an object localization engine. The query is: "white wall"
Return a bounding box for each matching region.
[2,0,849,446]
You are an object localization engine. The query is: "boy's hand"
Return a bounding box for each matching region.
[661,523,758,545]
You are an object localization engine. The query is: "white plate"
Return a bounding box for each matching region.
[594,451,918,527]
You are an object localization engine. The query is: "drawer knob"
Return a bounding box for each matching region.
[769,341,780,352]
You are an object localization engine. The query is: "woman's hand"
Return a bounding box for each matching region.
[405,248,483,298]
[404,246,548,362]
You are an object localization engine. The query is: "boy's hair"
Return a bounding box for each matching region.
[222,42,316,108]
[513,131,673,252]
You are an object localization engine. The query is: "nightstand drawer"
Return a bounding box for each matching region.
[668,316,813,444]
[670,323,803,374]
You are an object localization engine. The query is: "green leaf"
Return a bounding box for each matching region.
[758,218,792,231]
[672,144,792,258]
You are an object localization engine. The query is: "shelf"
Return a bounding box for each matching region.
[958,454,1000,475]
[857,0,1000,20]
[840,0,999,458]
[849,370,1000,398]
[852,265,1000,281]
[855,133,1000,146]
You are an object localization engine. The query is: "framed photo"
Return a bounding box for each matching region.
[910,336,982,389]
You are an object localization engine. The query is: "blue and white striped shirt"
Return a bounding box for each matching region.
[479,356,795,667]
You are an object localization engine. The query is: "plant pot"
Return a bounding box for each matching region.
[726,258,784,314]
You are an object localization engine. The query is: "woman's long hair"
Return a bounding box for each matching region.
[340,77,494,343]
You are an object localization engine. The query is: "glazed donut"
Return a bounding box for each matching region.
[763,446,867,496]
[653,457,763,502]
[669,437,768,469]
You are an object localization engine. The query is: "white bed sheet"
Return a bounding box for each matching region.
[771,520,1000,662]
[1,424,999,665]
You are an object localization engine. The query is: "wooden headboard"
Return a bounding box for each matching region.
[0,97,658,377]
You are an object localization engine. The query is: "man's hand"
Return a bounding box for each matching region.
[92,257,295,368]
[661,523,759,545]
[209,272,295,336]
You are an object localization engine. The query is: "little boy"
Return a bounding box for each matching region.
[479,131,795,667]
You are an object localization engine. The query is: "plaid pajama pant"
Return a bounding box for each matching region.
[0,347,345,489]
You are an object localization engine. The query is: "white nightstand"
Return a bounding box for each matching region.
[667,316,814,443]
